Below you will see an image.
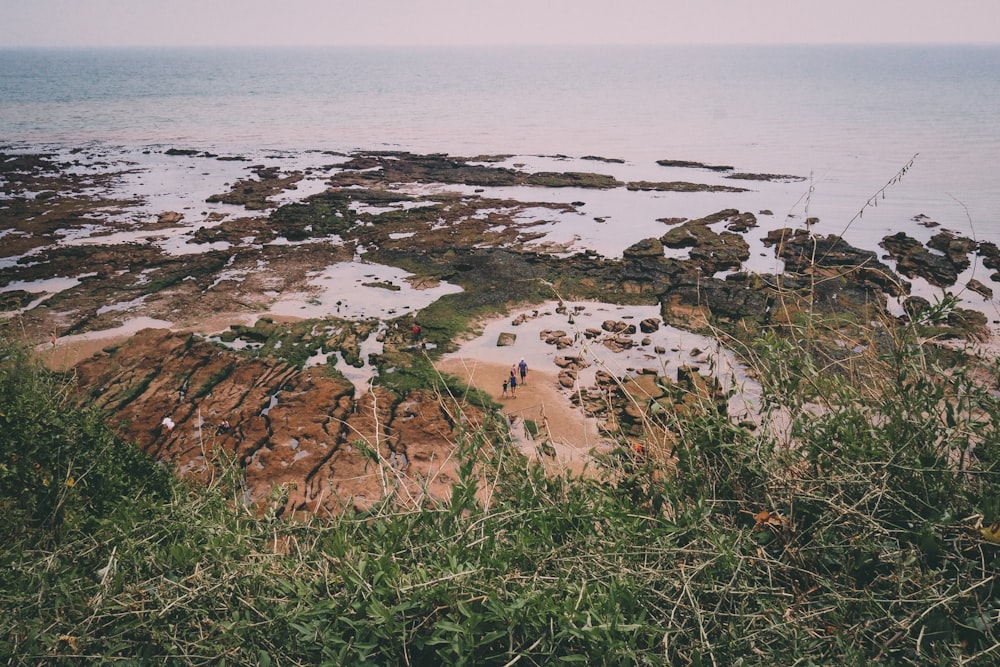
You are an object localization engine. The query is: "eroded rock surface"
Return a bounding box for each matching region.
[73,329,486,516]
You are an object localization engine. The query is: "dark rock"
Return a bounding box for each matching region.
[766,228,905,297]
[667,275,771,323]
[880,231,961,287]
[329,152,623,189]
[601,320,635,334]
[656,217,688,226]
[661,211,751,275]
[623,238,664,258]
[580,155,625,164]
[655,159,733,172]
[928,231,975,271]
[725,172,806,182]
[912,213,940,228]
[626,180,747,193]
[902,296,932,320]
[207,167,304,211]
[0,289,33,311]
[497,332,517,346]
[639,317,661,333]
[978,241,1000,274]
[967,279,994,299]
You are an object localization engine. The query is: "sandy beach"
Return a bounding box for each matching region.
[435,356,603,475]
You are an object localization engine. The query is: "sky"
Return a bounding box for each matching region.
[2,0,999,48]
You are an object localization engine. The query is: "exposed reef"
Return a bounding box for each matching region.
[3,147,993,515]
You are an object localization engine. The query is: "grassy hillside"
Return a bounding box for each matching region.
[2,301,999,665]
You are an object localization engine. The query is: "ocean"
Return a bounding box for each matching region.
[2,44,999,291]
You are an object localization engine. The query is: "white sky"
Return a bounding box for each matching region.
[2,0,999,48]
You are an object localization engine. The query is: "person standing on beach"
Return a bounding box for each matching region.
[502,379,509,398]
[518,359,528,386]
[509,371,518,397]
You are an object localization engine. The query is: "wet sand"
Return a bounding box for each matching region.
[435,357,603,476]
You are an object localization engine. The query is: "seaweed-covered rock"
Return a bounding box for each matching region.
[667,275,772,324]
[880,232,962,287]
[766,228,905,297]
[661,211,751,275]
[206,165,303,210]
[330,152,623,189]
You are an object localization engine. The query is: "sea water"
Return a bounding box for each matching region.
[2,44,999,275]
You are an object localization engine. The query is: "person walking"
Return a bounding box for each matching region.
[502,379,509,398]
[518,359,528,386]
[509,371,518,397]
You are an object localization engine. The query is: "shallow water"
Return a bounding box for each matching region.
[441,300,759,419]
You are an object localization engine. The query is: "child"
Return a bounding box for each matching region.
[502,379,509,398]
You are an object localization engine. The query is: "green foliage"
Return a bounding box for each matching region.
[3,294,1000,664]
[0,339,172,530]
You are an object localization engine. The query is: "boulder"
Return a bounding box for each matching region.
[639,317,661,333]
[496,331,517,346]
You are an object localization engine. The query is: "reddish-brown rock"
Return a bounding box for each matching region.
[72,328,482,517]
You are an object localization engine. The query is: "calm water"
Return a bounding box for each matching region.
[2,44,999,248]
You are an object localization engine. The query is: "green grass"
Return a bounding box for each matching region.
[2,294,1000,665]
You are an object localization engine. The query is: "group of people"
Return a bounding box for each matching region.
[502,359,529,398]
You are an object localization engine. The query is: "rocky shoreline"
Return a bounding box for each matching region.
[2,146,995,516]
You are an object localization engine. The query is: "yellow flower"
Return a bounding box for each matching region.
[65,477,76,487]
[980,521,1000,544]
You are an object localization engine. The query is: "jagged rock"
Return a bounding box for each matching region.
[601,320,635,334]
[71,328,482,517]
[206,166,304,211]
[660,211,751,275]
[928,231,976,270]
[762,228,906,303]
[594,370,617,388]
[603,335,634,353]
[558,369,577,389]
[656,159,733,171]
[540,328,566,342]
[880,231,962,287]
[978,241,1000,274]
[555,355,590,370]
[639,317,661,333]
[667,275,771,324]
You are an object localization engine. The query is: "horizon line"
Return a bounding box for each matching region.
[3,40,999,50]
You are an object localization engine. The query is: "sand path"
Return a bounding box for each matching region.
[435,357,604,476]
